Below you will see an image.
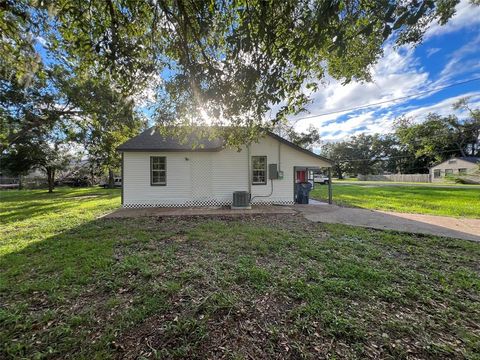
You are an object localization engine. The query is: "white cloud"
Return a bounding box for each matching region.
[291,45,431,136]
[35,36,47,47]
[426,47,441,57]
[287,0,480,141]
[435,34,480,84]
[424,0,480,40]
[403,91,480,121]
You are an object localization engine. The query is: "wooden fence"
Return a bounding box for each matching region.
[357,174,430,183]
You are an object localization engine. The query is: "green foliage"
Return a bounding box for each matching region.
[58,74,146,175]
[321,133,403,177]
[0,0,468,146]
[274,124,321,149]
[0,53,144,182]
[395,98,480,162]
[320,99,480,177]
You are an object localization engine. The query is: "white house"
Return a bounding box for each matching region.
[117,127,333,208]
[430,157,480,182]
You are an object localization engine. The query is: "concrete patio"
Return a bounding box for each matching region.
[103,203,480,242]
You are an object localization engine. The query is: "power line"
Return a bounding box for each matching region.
[331,148,465,163]
[290,76,480,122]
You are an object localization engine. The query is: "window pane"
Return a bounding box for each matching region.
[459,168,467,174]
[152,157,166,170]
[252,156,266,184]
[152,170,166,184]
[151,157,166,185]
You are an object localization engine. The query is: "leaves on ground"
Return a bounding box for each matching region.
[1,188,479,359]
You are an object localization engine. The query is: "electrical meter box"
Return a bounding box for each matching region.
[268,164,283,180]
[269,164,278,179]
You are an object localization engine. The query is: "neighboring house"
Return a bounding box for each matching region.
[430,157,480,182]
[117,127,333,208]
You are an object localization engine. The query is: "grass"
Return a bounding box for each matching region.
[1,188,480,359]
[333,178,480,186]
[311,183,480,218]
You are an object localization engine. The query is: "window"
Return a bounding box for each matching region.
[433,169,441,178]
[445,169,453,176]
[459,168,467,174]
[252,156,267,185]
[448,159,457,164]
[151,156,166,185]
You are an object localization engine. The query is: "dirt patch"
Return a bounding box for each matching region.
[104,205,296,219]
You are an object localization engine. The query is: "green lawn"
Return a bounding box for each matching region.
[1,188,480,359]
[311,183,480,218]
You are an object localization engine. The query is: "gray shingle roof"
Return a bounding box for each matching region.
[430,156,480,168]
[117,127,224,152]
[458,156,480,164]
[117,127,333,165]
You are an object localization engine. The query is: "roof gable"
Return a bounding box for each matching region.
[117,127,224,152]
[118,127,333,165]
[430,156,480,168]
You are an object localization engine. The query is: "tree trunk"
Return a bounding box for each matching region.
[47,168,55,193]
[336,167,343,179]
[457,143,466,157]
[18,175,23,190]
[108,168,115,188]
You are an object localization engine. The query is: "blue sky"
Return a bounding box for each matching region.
[290,0,480,141]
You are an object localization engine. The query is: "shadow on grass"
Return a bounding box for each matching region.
[0,216,135,358]
[0,188,119,224]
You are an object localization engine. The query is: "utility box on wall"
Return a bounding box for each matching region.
[269,164,279,180]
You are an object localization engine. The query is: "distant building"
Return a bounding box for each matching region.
[429,157,480,182]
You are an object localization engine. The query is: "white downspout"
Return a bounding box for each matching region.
[247,145,251,196]
[278,142,281,172]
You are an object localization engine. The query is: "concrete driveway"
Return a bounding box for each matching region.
[296,204,480,242]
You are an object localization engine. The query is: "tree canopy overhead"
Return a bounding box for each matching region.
[1,0,470,146]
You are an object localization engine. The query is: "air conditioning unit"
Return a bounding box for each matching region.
[232,191,251,209]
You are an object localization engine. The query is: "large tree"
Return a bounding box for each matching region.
[58,75,146,187]
[1,130,73,192]
[274,123,321,149]
[394,99,480,165]
[1,0,468,145]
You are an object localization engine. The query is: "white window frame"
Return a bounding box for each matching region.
[251,156,267,185]
[150,156,167,186]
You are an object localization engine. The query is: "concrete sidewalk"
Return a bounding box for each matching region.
[296,204,480,242]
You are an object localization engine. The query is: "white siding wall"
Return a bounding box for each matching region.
[211,148,249,201]
[122,136,331,207]
[123,152,192,206]
[249,136,330,204]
